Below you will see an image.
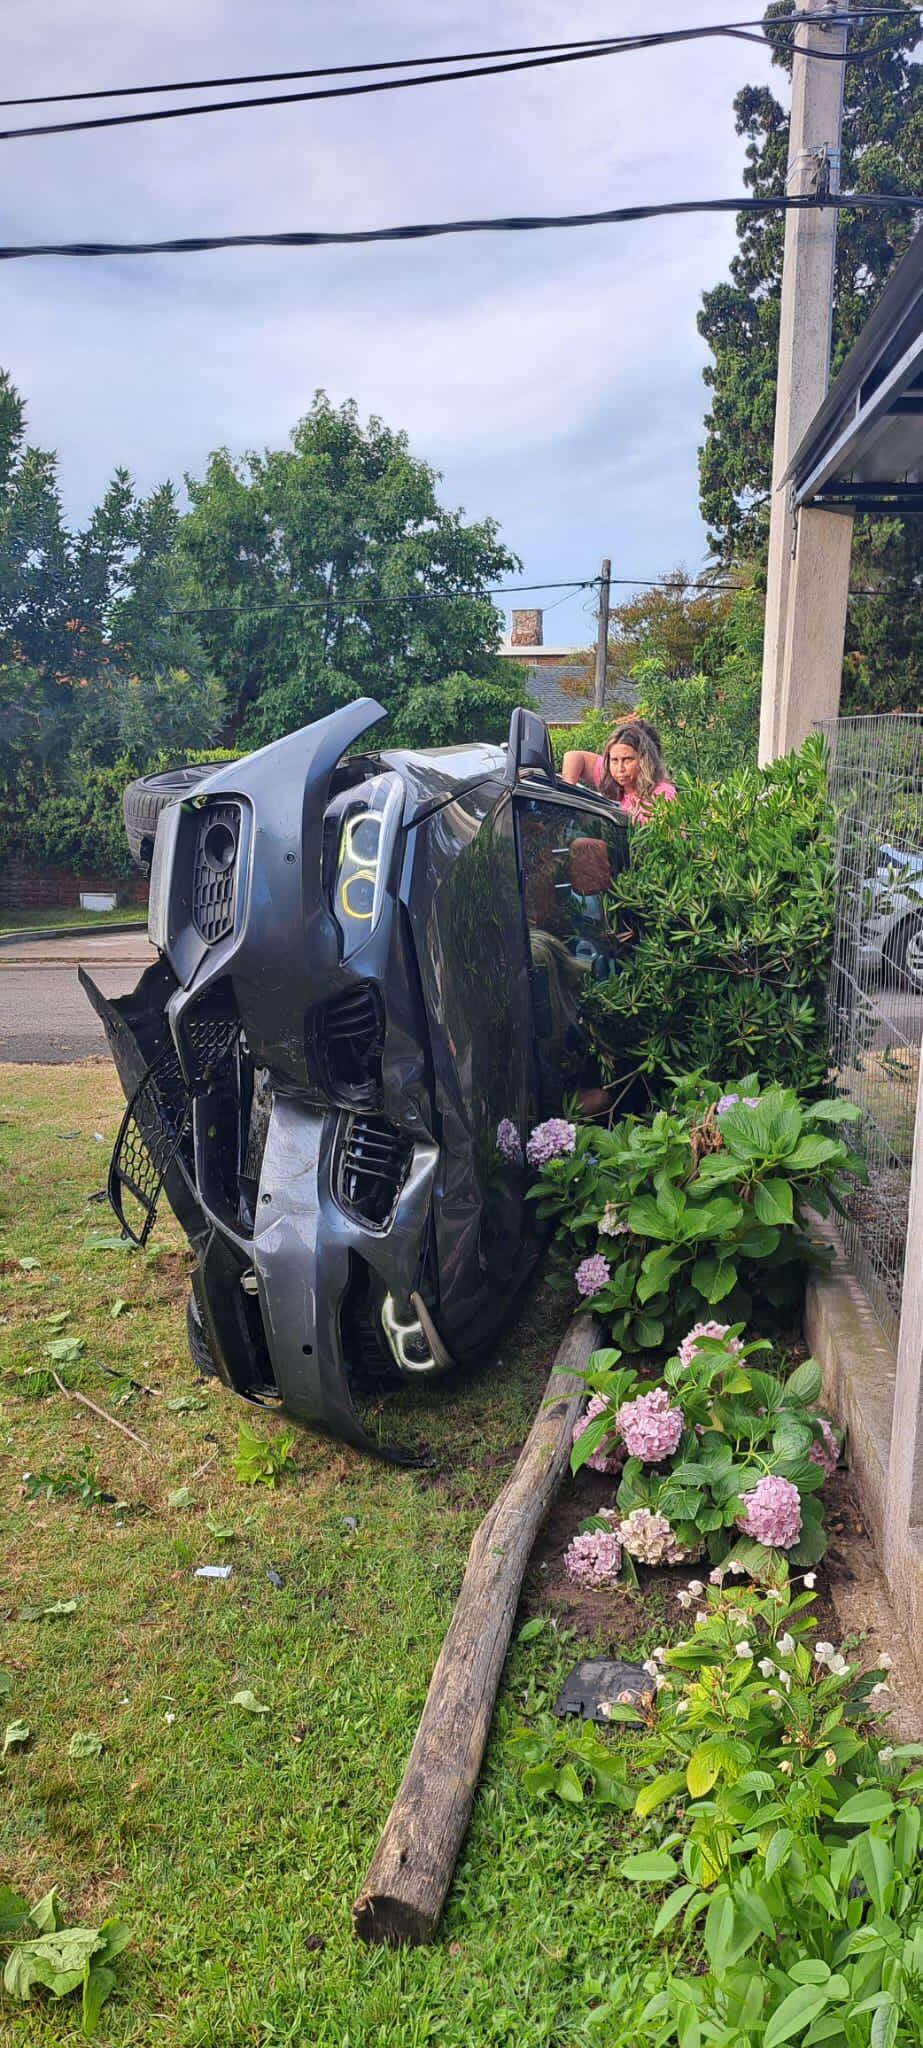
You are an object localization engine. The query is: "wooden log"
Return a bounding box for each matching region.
[352,1312,598,1946]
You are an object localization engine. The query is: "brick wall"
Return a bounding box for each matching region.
[0,862,149,911]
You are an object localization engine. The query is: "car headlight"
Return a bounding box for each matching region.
[332,775,402,956]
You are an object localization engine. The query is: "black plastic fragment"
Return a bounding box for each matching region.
[266,1567,284,1590]
[553,1657,654,1726]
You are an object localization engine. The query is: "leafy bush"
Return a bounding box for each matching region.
[571,1336,838,1571]
[529,1081,862,1351]
[584,736,836,1104]
[510,1577,914,2043]
[386,666,531,748]
[548,707,613,769]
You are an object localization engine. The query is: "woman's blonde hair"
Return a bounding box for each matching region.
[599,718,666,809]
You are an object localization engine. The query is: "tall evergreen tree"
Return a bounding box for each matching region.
[698,0,923,709]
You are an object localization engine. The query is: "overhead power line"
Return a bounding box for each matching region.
[3,191,922,262]
[1,13,917,142]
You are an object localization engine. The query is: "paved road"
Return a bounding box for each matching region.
[0,930,155,1063]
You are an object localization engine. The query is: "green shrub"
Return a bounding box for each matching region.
[529,1080,862,1352]
[548,708,613,768]
[585,736,835,1104]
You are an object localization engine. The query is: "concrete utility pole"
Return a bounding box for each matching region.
[759,0,850,763]
[593,558,611,711]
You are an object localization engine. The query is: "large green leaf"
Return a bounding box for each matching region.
[763,1982,832,2047]
[754,1177,795,1226]
[784,1358,823,1404]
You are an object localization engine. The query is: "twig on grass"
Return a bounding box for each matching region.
[189,1445,221,1482]
[50,1369,150,1451]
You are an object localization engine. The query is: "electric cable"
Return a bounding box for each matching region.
[0,12,917,143]
[3,191,922,262]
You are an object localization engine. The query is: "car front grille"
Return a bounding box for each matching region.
[192,802,241,944]
[337,1116,413,1228]
[315,983,383,1106]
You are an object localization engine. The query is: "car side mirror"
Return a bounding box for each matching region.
[506,707,555,784]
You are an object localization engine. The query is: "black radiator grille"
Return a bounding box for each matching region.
[192,802,240,944]
[316,983,383,1106]
[337,1116,412,1228]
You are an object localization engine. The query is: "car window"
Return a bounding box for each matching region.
[515,796,630,979]
[514,795,631,1117]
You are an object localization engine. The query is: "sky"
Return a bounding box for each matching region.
[2,1,778,649]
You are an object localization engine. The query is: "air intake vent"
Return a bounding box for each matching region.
[316,984,383,1106]
[337,1117,412,1228]
[192,802,240,944]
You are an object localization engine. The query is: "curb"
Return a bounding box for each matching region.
[0,920,148,949]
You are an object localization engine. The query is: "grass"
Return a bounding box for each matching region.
[0,1064,665,2048]
[0,906,146,937]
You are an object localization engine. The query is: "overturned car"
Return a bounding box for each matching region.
[82,702,630,1454]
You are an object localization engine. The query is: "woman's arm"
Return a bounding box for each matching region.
[561,749,592,786]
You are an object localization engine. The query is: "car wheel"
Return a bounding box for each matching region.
[886,910,923,992]
[123,763,228,871]
[186,1291,219,1380]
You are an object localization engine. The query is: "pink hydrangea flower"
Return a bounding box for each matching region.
[525,1118,577,1167]
[495,1118,523,1166]
[564,1528,623,1587]
[575,1254,611,1299]
[617,1507,687,1567]
[615,1386,683,1462]
[737,1474,802,1550]
[716,1093,760,1113]
[808,1416,839,1480]
[677,1322,744,1370]
[572,1393,621,1474]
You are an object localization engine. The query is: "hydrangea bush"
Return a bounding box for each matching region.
[570,1335,841,1573]
[528,1078,863,1352]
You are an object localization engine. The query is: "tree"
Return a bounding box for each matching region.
[175,392,523,744]
[0,369,222,786]
[609,568,739,680]
[698,1,923,709]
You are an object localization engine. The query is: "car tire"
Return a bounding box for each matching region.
[886,909,923,992]
[186,1291,219,1381]
[123,763,227,871]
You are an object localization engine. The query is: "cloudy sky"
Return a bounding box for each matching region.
[3,2,777,646]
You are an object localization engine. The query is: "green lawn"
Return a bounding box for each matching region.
[0,905,146,937]
[0,1065,664,2048]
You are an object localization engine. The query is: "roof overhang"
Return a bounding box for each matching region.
[788,223,923,514]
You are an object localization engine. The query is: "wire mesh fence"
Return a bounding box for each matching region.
[817,714,923,1346]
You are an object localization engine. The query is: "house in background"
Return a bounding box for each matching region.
[497,609,636,725]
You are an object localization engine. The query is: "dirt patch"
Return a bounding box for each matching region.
[149,1249,194,1307]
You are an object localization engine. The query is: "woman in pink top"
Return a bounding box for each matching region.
[561,718,677,821]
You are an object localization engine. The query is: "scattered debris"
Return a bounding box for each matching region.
[266,1567,284,1590]
[231,1689,269,1714]
[193,1564,232,1580]
[553,1657,655,1727]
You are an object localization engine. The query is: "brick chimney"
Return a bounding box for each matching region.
[510,608,543,647]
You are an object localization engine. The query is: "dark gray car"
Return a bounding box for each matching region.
[82,702,630,1455]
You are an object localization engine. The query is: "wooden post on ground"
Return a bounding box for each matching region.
[352,1313,598,1946]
